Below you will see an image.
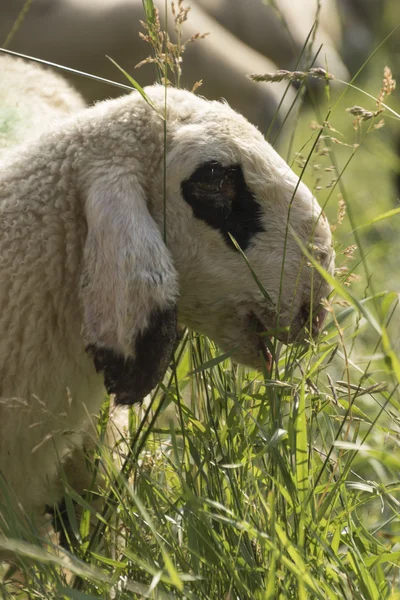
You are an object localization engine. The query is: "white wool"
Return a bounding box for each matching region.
[0,54,85,158]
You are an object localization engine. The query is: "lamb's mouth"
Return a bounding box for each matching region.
[250,313,273,370]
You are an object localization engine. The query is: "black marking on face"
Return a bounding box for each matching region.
[87,305,177,405]
[181,161,265,250]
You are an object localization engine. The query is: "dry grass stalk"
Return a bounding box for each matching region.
[346,105,383,124]
[342,244,357,260]
[347,65,396,130]
[248,67,334,84]
[334,266,360,286]
[137,0,208,89]
[343,273,360,286]
[2,0,33,47]
[377,66,396,110]
[330,195,346,233]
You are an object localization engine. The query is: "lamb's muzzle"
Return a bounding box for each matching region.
[250,314,273,369]
[250,297,329,370]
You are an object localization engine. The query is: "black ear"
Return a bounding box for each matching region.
[87,305,177,405]
[181,161,264,250]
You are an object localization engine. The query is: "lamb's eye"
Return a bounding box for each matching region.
[181,161,265,251]
[194,164,238,207]
[188,161,227,187]
[181,161,234,226]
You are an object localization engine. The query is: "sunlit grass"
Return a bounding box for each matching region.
[3,319,400,598]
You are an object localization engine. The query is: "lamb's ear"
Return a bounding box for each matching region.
[82,173,179,405]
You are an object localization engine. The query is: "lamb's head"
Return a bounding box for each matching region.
[81,86,334,403]
[146,87,334,368]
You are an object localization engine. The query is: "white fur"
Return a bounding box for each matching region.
[0,54,85,158]
[0,84,334,529]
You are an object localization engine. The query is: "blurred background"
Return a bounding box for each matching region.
[0,0,396,129]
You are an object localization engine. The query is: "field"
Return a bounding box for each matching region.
[1,1,400,598]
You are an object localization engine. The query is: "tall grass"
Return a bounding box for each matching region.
[2,1,400,598]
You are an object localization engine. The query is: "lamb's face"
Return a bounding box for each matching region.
[79,88,334,403]
[148,89,334,368]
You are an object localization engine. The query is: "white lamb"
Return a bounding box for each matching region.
[0,54,85,158]
[0,84,334,535]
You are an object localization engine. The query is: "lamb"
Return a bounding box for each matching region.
[0,54,85,158]
[0,84,334,537]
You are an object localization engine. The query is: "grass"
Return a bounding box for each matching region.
[2,0,400,598]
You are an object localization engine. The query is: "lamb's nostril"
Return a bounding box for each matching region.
[311,314,321,337]
[300,303,326,337]
[313,308,327,335]
[300,303,311,328]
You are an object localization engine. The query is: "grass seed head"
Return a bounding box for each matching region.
[248,67,334,84]
[347,66,396,130]
[136,1,207,88]
[377,66,396,110]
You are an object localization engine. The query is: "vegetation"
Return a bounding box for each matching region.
[1,0,400,598]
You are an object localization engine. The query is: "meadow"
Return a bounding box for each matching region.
[1,1,400,598]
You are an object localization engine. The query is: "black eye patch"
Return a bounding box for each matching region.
[181,161,265,250]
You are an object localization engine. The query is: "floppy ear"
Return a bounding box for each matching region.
[82,172,179,405]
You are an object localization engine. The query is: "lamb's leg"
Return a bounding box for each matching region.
[52,411,129,548]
